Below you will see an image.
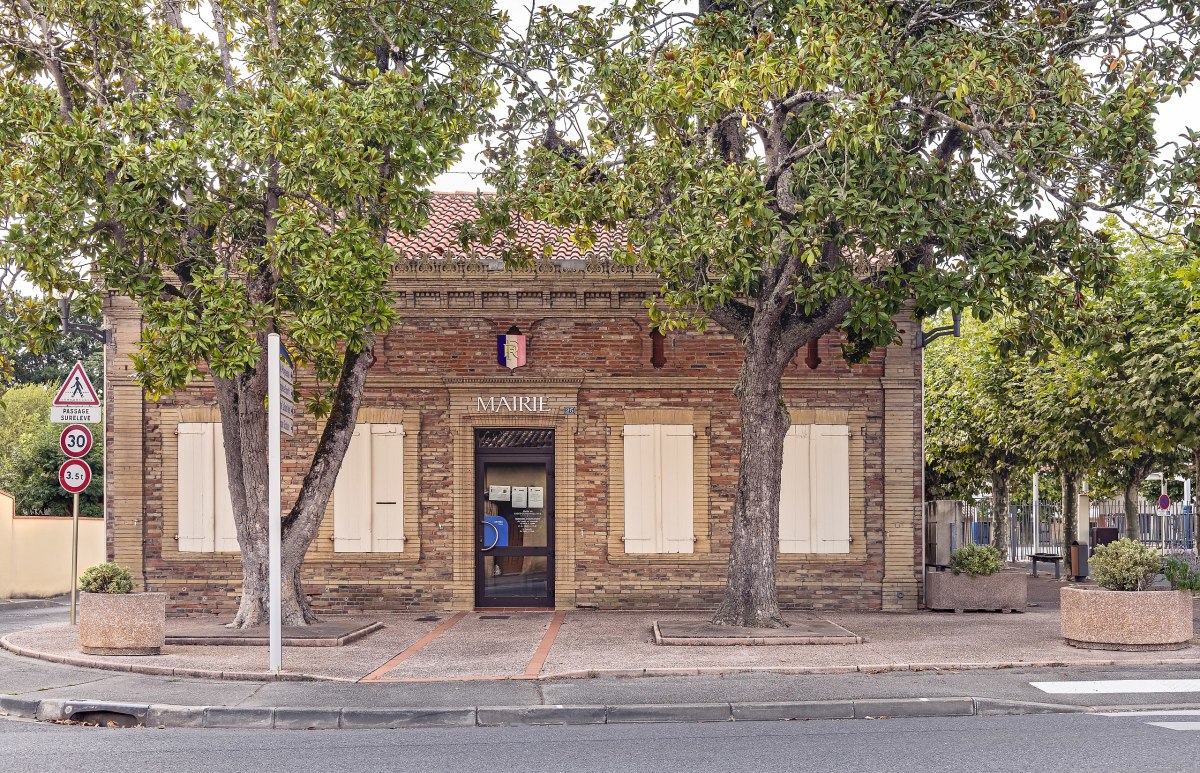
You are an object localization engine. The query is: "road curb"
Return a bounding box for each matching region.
[2,695,1156,730]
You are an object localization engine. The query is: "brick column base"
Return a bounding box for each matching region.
[880,579,920,611]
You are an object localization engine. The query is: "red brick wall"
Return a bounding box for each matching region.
[131,305,915,616]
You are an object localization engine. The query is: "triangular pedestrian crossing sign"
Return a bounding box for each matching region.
[53,361,100,406]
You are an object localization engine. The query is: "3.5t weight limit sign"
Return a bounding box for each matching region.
[59,459,92,494]
[59,424,94,458]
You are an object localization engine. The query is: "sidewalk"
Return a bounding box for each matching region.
[3,576,1200,730]
[5,577,1198,683]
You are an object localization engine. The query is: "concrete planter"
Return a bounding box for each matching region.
[78,592,167,655]
[1060,586,1193,651]
[925,570,1027,613]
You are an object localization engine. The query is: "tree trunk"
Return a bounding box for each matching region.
[214,341,375,628]
[1060,468,1079,575]
[989,470,1011,561]
[1123,477,1142,543]
[712,344,791,628]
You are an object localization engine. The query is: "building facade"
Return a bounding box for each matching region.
[104,194,924,615]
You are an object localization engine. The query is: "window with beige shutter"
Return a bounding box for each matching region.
[623,424,695,554]
[177,422,239,553]
[333,423,405,552]
[779,424,851,554]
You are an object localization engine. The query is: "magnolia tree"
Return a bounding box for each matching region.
[478,0,1200,625]
[0,0,500,626]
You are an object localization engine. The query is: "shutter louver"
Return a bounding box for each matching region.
[779,425,812,553]
[333,425,371,552]
[622,425,657,553]
[811,425,851,553]
[370,424,405,552]
[177,423,214,552]
[213,426,239,552]
[659,425,695,553]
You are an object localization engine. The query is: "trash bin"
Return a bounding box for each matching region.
[1070,541,1089,581]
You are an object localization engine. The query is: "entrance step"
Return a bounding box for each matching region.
[652,617,863,646]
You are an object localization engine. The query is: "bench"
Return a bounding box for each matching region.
[1030,553,1063,579]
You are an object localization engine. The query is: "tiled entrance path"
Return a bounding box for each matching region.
[361,611,566,682]
[5,576,1200,683]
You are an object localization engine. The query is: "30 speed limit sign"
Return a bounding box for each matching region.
[59,459,92,494]
[59,424,93,458]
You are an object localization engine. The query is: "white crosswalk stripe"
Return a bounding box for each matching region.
[1145,722,1200,731]
[1031,679,1200,694]
[1098,710,1200,716]
[1093,710,1200,732]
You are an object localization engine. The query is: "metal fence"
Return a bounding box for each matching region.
[956,498,1195,561]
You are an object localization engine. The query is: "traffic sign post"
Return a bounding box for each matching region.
[51,363,100,625]
[268,334,285,673]
[59,459,91,624]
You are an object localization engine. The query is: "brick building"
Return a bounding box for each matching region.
[104,193,924,615]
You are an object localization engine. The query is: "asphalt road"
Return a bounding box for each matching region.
[2,711,1196,773]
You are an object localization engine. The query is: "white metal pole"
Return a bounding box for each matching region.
[70,491,79,625]
[1032,472,1040,556]
[268,333,282,674]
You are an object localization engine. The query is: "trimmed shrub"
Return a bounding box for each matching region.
[1163,554,1200,592]
[78,562,133,594]
[1091,539,1161,591]
[951,544,1003,576]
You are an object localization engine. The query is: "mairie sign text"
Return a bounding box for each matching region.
[475,396,550,413]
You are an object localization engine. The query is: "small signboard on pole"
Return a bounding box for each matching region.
[278,344,295,437]
[51,361,101,423]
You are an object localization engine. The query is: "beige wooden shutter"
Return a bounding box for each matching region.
[811,424,851,553]
[370,424,405,552]
[213,425,240,552]
[333,425,372,552]
[779,425,812,553]
[622,424,658,553]
[177,423,214,552]
[659,424,695,554]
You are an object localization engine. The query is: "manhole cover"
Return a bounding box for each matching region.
[415,616,442,622]
[479,615,510,620]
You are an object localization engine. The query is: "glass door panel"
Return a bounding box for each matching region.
[476,457,553,607]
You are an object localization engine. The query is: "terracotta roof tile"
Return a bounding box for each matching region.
[387,192,624,261]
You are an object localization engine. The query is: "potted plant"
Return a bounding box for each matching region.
[1060,538,1193,650]
[77,562,167,655]
[926,544,1027,612]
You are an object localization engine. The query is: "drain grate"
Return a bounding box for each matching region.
[415,616,442,622]
[479,615,510,620]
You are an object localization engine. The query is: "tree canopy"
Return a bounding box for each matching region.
[0,0,501,626]
[480,0,1200,623]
